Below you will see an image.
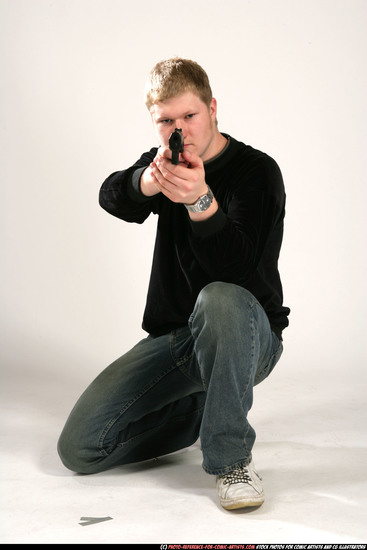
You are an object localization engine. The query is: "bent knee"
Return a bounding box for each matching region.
[196,282,255,314]
[57,432,102,475]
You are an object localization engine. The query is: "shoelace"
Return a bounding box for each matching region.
[221,466,252,485]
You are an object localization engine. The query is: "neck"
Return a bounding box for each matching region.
[202,129,228,162]
[216,131,229,153]
[204,133,229,165]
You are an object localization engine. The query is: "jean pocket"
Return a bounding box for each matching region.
[254,337,283,386]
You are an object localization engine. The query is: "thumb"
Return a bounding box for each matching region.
[182,149,201,167]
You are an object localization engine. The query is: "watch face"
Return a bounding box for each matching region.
[198,196,211,210]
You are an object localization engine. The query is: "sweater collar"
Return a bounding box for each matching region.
[204,133,241,175]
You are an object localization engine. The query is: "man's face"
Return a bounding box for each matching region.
[150,91,218,162]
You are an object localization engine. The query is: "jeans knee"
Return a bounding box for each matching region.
[189,283,256,343]
[57,430,99,474]
[57,433,79,473]
[195,282,254,319]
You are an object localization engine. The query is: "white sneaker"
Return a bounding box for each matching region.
[216,460,264,510]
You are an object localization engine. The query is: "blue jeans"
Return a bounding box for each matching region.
[57,282,283,476]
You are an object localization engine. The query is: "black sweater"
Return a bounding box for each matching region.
[99,134,290,339]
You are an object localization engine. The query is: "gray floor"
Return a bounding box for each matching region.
[1,359,366,545]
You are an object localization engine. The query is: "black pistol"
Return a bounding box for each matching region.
[169,128,184,165]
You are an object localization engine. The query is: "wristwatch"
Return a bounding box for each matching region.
[185,187,214,213]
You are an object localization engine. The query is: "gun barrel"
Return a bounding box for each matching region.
[169,128,184,165]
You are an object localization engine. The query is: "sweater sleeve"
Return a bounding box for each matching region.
[187,154,286,286]
[99,149,158,224]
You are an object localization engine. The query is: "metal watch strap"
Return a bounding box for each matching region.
[184,186,214,213]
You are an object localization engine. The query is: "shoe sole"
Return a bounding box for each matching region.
[220,494,265,510]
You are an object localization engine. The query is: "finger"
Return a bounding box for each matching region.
[150,161,177,194]
[182,149,202,168]
[154,157,179,183]
[155,146,171,162]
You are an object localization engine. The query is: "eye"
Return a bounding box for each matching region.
[185,113,195,119]
[159,119,172,125]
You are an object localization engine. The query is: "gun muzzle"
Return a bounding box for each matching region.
[169,128,184,165]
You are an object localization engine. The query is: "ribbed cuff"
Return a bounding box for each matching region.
[127,167,154,203]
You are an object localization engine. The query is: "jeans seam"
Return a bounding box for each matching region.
[240,299,256,403]
[169,329,193,366]
[170,329,202,387]
[254,338,283,385]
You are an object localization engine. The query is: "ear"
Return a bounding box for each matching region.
[209,97,217,122]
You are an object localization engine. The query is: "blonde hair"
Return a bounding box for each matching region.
[145,57,213,110]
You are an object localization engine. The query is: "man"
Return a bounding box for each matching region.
[58,57,290,510]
